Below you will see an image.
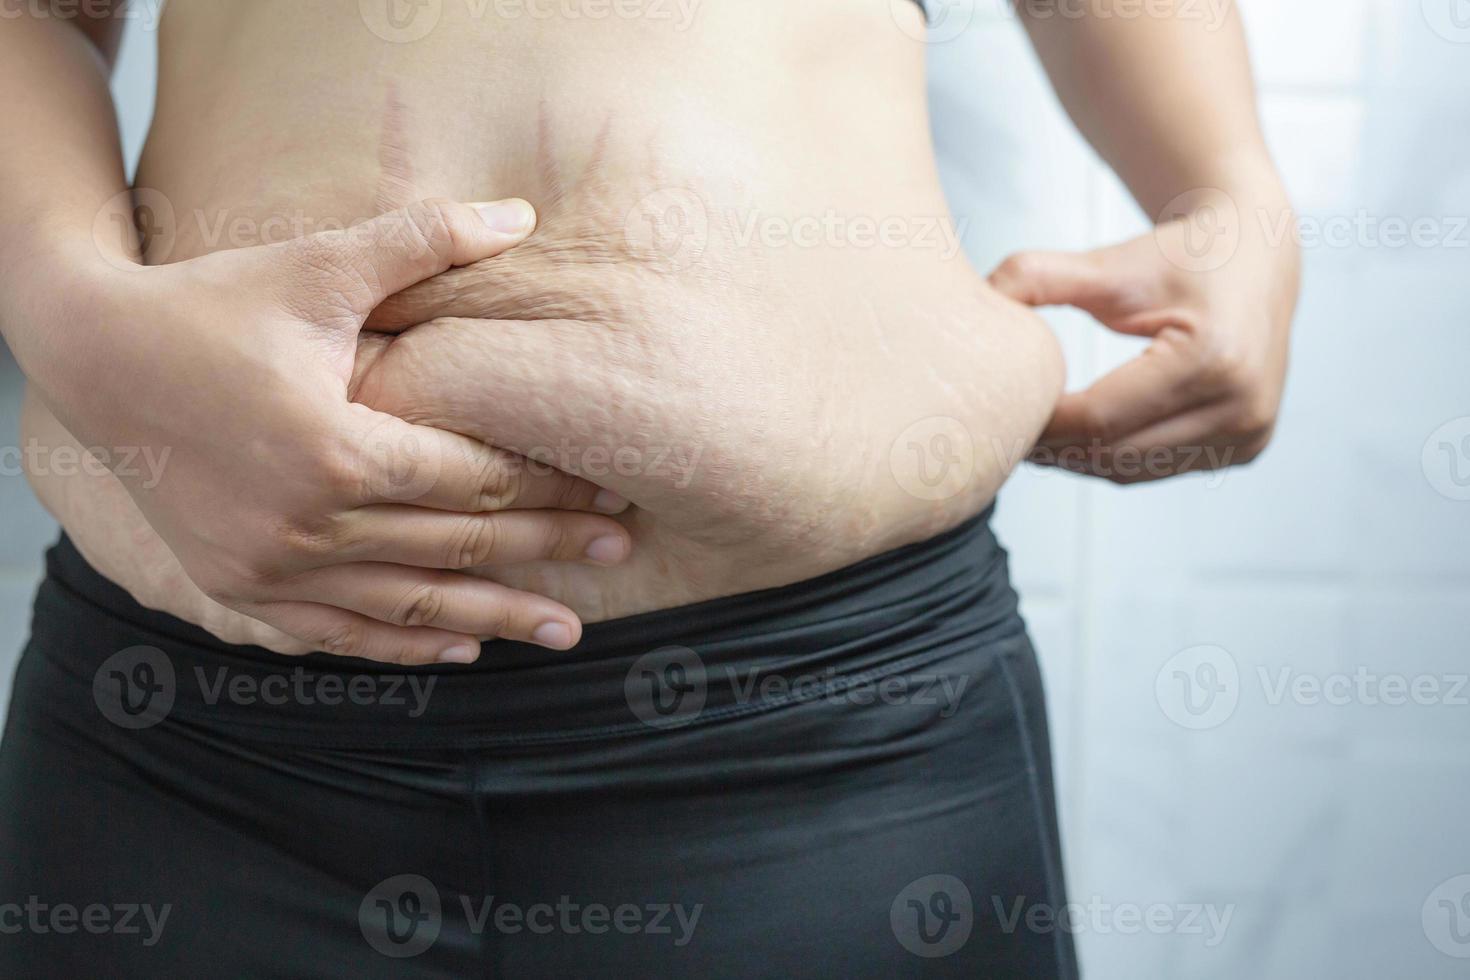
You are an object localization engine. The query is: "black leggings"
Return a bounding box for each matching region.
[0,511,1077,979]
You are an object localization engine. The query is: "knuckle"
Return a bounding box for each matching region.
[995,252,1037,283]
[405,199,456,264]
[541,519,575,559]
[382,647,420,667]
[395,584,445,628]
[1234,431,1275,466]
[473,450,524,510]
[447,516,496,567]
[319,622,364,658]
[1198,347,1253,395]
[1233,398,1278,440]
[553,474,593,511]
[1076,405,1116,445]
[203,548,284,602]
[274,513,346,561]
[317,444,367,500]
[481,604,514,640]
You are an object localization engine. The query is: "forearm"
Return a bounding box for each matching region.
[0,3,132,397]
[1017,0,1286,213]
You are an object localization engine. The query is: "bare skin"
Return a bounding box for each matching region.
[21,0,1064,635]
[7,0,1296,655]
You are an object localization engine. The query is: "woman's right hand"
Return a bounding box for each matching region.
[20,198,633,664]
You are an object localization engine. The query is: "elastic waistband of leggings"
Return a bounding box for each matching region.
[28,507,1019,747]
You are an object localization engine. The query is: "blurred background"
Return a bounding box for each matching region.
[1,2,1467,976]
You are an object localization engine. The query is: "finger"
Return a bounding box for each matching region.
[990,250,1114,309]
[338,506,632,569]
[1037,327,1212,448]
[350,410,630,514]
[250,602,488,666]
[988,244,1172,335]
[280,565,583,651]
[286,198,538,319]
[1030,399,1265,484]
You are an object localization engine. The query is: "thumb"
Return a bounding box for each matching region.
[283,197,537,319]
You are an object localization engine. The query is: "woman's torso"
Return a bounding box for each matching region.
[135,0,1064,621]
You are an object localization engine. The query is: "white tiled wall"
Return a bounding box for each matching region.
[1,6,1467,977]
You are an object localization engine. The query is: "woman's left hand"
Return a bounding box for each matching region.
[988,191,1301,484]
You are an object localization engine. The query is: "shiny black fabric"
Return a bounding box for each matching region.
[0,511,1077,978]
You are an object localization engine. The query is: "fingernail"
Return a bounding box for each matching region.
[472,199,536,235]
[438,643,481,664]
[532,622,575,650]
[584,535,628,565]
[593,489,631,514]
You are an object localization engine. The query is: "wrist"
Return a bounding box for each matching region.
[1154,157,1298,273]
[1145,147,1291,226]
[2,240,139,412]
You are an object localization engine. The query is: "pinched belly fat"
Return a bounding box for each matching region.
[348,170,1064,618]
